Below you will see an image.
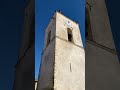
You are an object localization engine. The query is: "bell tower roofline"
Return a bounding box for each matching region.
[54,10,79,25]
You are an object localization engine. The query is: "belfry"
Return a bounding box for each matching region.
[37,11,85,90]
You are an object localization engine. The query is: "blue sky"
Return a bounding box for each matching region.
[35,0,85,80]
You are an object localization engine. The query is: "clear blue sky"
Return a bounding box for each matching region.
[35,0,85,80]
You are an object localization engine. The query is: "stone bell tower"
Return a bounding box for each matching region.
[37,11,85,90]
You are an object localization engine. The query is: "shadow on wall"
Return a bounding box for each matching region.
[105,0,120,62]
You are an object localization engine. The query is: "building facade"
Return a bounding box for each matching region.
[86,0,120,90]
[13,0,35,90]
[37,12,85,90]
[105,0,120,60]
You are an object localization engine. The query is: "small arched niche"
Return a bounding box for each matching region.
[67,28,73,42]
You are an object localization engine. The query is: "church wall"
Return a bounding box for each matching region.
[86,0,120,90]
[54,38,85,90]
[86,42,120,90]
[19,0,34,59]
[86,0,116,50]
[37,39,55,90]
[56,12,83,47]
[13,44,34,90]
[43,14,56,50]
[13,0,34,90]
[105,0,120,61]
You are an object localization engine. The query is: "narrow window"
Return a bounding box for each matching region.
[85,7,93,41]
[67,28,73,42]
[70,63,72,72]
[47,30,51,46]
